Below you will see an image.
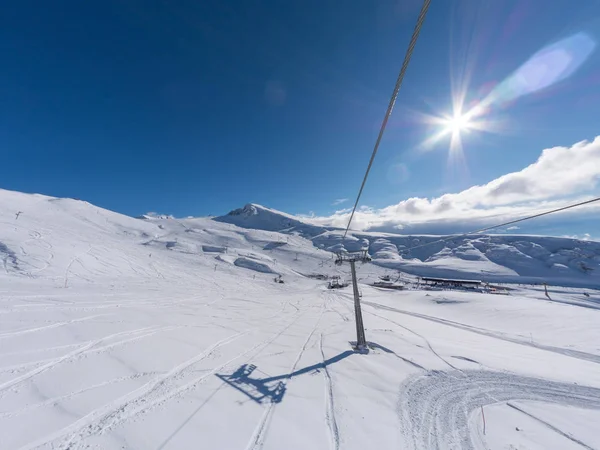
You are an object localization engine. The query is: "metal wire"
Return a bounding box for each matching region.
[343,0,431,239]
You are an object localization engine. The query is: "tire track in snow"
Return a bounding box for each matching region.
[398,370,600,450]
[245,301,325,450]
[28,311,307,450]
[319,333,340,450]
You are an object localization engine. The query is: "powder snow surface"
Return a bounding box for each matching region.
[1,190,599,449]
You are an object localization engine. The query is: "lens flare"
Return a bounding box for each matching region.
[483,32,596,108]
[417,31,596,166]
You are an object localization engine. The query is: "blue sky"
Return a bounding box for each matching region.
[2,0,600,236]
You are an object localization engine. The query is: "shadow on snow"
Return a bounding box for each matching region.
[216,350,355,404]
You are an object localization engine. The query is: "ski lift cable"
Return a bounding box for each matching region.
[399,195,600,255]
[342,0,432,240]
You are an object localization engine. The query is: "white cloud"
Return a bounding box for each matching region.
[332,198,349,206]
[563,233,593,241]
[506,226,520,230]
[305,136,600,234]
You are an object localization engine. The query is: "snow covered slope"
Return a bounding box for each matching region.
[0,192,348,288]
[218,204,600,288]
[2,188,600,450]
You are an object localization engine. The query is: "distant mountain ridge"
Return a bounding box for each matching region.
[217,203,600,287]
[1,189,598,288]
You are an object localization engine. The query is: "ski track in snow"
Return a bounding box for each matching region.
[0,327,160,395]
[362,299,600,365]
[368,308,458,370]
[0,372,160,419]
[63,245,93,288]
[245,300,324,450]
[24,309,307,449]
[0,326,173,381]
[333,292,457,371]
[319,333,340,450]
[23,332,248,449]
[21,230,54,275]
[0,313,109,340]
[398,370,600,450]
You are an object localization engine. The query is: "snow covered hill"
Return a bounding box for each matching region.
[9,192,598,290]
[218,203,600,288]
[2,189,600,450]
[0,193,349,288]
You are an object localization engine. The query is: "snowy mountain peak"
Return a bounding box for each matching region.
[216,203,327,237]
[226,203,262,217]
[138,212,175,220]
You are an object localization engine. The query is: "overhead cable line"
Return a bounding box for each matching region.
[343,0,431,239]
[399,195,600,255]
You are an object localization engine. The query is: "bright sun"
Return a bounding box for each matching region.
[444,113,471,134]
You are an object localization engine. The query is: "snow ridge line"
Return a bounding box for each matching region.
[506,402,594,450]
[319,333,340,450]
[246,302,325,450]
[25,311,306,450]
[0,326,156,394]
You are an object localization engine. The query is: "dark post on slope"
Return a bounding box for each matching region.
[349,260,367,349]
[336,250,370,351]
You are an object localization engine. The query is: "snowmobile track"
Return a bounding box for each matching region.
[398,370,600,450]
